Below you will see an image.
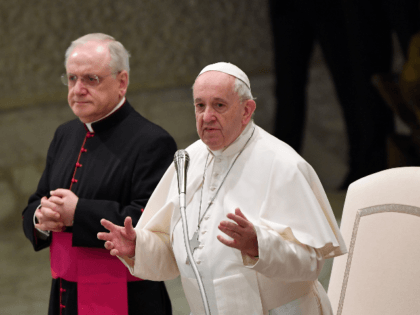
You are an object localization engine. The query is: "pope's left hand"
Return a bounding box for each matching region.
[49,189,78,227]
[217,208,259,257]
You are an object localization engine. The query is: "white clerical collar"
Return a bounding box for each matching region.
[209,121,255,157]
[85,97,126,132]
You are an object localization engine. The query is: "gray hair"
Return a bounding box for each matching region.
[234,78,254,103]
[64,33,130,76]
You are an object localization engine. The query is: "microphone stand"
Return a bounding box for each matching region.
[174,150,212,315]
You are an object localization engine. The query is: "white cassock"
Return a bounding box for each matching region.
[120,122,347,315]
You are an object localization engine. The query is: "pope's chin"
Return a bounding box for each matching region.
[201,130,223,149]
[201,137,223,151]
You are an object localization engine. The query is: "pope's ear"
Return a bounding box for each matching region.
[242,99,256,125]
[118,71,129,96]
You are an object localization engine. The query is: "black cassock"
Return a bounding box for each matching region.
[22,101,177,315]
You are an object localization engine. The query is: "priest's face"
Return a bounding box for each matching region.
[193,71,255,151]
[65,41,128,123]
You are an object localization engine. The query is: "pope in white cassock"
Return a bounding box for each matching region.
[98,62,347,315]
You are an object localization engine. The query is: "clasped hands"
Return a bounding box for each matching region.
[34,189,78,232]
[98,207,259,258]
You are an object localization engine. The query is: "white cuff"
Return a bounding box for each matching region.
[242,253,259,267]
[33,204,51,238]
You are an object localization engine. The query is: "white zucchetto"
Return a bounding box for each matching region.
[198,62,251,90]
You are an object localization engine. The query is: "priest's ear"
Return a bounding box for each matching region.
[117,70,129,97]
[242,99,256,125]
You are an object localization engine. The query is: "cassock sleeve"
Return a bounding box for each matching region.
[22,130,58,251]
[72,134,177,248]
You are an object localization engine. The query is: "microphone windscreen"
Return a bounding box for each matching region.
[174,150,189,194]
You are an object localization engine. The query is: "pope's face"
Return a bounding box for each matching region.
[193,71,255,151]
[65,41,128,123]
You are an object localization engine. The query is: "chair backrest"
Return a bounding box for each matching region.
[328,167,420,315]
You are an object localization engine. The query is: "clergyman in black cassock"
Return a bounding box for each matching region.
[22,33,176,315]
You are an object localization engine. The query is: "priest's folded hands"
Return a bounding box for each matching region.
[35,196,65,232]
[35,189,78,232]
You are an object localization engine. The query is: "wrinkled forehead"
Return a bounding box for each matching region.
[193,71,236,97]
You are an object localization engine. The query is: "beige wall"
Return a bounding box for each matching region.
[0,0,272,110]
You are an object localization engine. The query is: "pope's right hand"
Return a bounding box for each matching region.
[98,216,136,258]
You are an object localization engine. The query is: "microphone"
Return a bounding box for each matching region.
[173,150,213,315]
[173,150,190,196]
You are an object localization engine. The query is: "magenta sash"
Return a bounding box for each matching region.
[50,232,140,315]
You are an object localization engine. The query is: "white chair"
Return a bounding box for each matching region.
[328,167,420,315]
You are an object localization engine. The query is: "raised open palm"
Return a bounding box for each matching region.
[98,216,136,257]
